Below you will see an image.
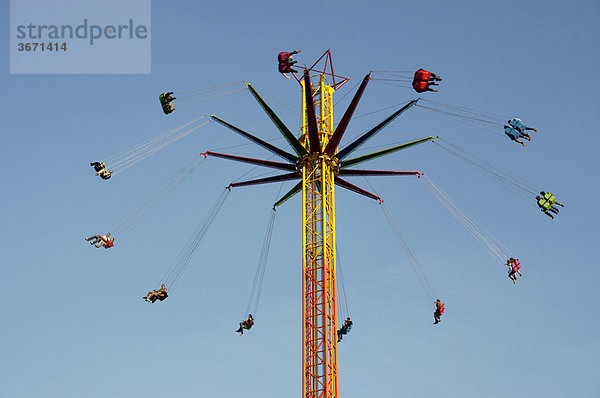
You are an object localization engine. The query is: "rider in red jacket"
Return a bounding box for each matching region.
[434,299,445,324]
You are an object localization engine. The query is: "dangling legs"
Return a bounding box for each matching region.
[86,235,101,244]
[143,291,154,302]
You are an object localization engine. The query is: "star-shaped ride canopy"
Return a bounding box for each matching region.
[208,69,435,206]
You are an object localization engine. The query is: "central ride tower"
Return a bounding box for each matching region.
[300,72,339,398]
[208,49,432,398]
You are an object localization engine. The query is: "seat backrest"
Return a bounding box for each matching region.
[504,126,520,139]
[414,69,430,81]
[278,52,289,62]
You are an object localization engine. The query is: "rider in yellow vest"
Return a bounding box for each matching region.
[535,191,563,219]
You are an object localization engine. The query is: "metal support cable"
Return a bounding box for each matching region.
[112,153,207,237]
[380,202,438,305]
[158,188,231,292]
[421,175,511,264]
[245,208,277,317]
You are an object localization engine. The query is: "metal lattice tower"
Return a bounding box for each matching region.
[300,74,338,397]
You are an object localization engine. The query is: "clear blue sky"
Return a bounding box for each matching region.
[2,1,599,397]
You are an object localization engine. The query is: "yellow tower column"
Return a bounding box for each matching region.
[301,74,339,398]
